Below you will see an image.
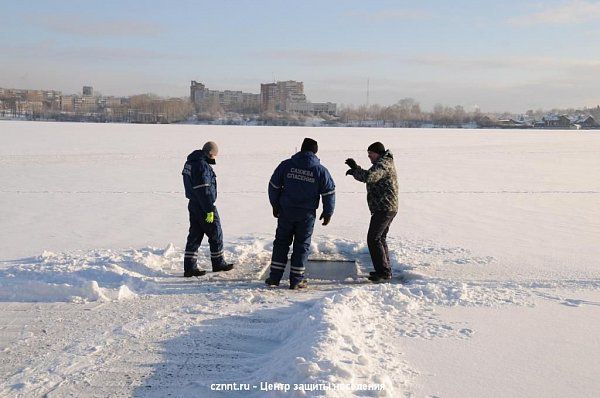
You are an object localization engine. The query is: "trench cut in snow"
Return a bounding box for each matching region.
[259,258,359,281]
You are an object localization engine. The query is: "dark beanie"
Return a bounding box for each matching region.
[301,137,318,154]
[367,142,385,155]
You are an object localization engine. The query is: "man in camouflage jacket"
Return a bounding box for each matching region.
[345,142,399,282]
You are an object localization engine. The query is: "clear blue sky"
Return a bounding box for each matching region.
[2,0,600,112]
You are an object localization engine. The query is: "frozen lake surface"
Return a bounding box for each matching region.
[0,121,598,397]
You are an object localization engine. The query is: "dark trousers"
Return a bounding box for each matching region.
[367,211,397,276]
[184,203,225,272]
[269,210,316,285]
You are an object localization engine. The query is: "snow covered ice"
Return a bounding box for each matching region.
[0,121,599,397]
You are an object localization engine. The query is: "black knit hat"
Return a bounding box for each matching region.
[301,137,318,154]
[367,141,385,155]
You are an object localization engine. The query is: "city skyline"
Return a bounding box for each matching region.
[2,0,600,112]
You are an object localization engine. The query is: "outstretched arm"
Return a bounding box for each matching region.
[351,162,386,184]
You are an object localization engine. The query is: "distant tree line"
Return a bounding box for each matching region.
[338,98,600,128]
[338,98,488,127]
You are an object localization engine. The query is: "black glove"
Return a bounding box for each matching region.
[345,158,358,169]
[345,169,354,176]
[319,213,331,226]
[272,207,279,218]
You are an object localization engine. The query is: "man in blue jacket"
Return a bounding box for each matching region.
[182,141,233,277]
[266,138,336,289]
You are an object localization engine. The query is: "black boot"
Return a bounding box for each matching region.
[212,263,234,272]
[368,273,392,282]
[184,268,207,277]
[370,270,392,277]
[265,277,280,286]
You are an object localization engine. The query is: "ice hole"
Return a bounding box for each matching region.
[260,258,359,281]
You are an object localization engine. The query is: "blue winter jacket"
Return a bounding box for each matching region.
[268,151,336,216]
[182,150,217,213]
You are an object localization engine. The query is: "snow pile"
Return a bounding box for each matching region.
[0,237,279,303]
[0,245,180,302]
[0,235,507,304]
[165,288,412,397]
[270,281,524,395]
[171,278,515,397]
[392,280,531,307]
[290,289,416,396]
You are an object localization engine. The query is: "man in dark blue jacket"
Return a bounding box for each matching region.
[182,141,233,277]
[266,138,336,289]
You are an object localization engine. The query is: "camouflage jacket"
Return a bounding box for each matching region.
[351,150,399,213]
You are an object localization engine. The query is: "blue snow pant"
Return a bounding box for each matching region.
[269,209,316,286]
[184,202,226,272]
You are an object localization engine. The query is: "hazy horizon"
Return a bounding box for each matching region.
[2,0,600,113]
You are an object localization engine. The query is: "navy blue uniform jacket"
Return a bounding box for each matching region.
[268,151,335,216]
[182,150,217,214]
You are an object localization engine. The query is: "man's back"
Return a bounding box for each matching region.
[269,151,335,215]
[266,138,335,289]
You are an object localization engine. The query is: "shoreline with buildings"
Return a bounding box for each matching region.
[1,82,599,130]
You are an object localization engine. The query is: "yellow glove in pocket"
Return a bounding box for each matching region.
[205,212,215,223]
